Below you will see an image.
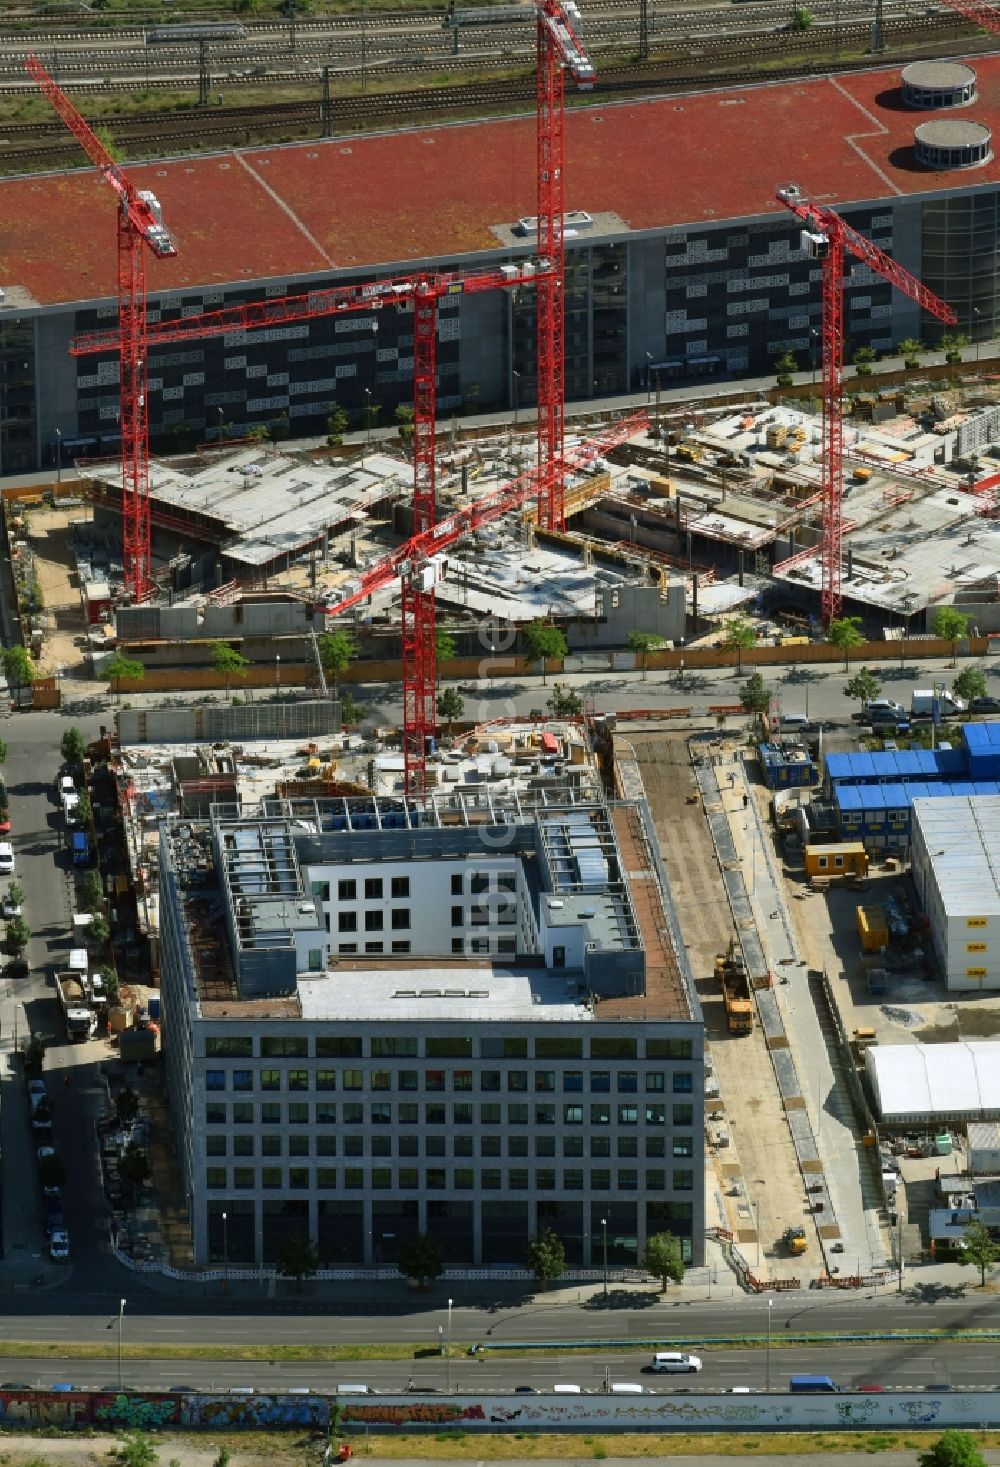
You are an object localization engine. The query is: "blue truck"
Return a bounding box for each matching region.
[71,830,90,866]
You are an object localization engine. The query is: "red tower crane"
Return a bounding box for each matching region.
[775,184,957,624]
[535,0,595,533]
[26,55,176,605]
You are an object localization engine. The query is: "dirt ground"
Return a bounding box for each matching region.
[626,731,809,1281]
[17,501,94,680]
[0,1432,314,1467]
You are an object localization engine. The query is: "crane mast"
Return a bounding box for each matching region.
[26,55,176,604]
[775,184,957,623]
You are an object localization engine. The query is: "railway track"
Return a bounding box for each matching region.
[0,15,977,167]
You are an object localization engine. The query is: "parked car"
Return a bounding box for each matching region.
[36,1146,62,1197]
[43,1198,65,1237]
[56,774,76,799]
[49,1229,70,1262]
[27,1079,46,1104]
[0,843,14,875]
[1,892,22,919]
[970,696,1000,714]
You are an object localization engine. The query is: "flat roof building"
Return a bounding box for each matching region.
[910,794,1000,991]
[159,785,704,1269]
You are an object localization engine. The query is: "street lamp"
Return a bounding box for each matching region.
[217,406,224,442]
[645,351,652,405]
[117,1297,126,1391]
[765,1297,773,1392]
[974,306,982,364]
[512,369,521,429]
[55,427,62,488]
[364,387,373,451]
[446,1297,453,1391]
[275,653,281,696]
[810,328,820,386]
[601,1216,609,1296]
[221,1210,229,1289]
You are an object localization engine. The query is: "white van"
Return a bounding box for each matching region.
[779,713,810,732]
[611,1382,644,1394]
[650,1352,702,1373]
[552,1383,582,1394]
[337,1384,370,1395]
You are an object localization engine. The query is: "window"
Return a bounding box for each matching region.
[233,1103,253,1124]
[481,1071,501,1092]
[391,875,410,899]
[317,1037,362,1058]
[391,940,411,955]
[618,1105,639,1125]
[259,1038,306,1062]
[426,1037,473,1058]
[205,1071,226,1091]
[399,1168,419,1189]
[288,1103,309,1124]
[673,1136,694,1157]
[647,1038,693,1060]
[289,1135,310,1157]
[233,1070,253,1092]
[590,1135,611,1157]
[673,1103,694,1126]
[399,1103,419,1123]
[206,1037,253,1058]
[536,1104,555,1125]
[260,1070,280,1091]
[364,942,383,954]
[398,1137,419,1157]
[338,912,358,933]
[426,1104,447,1125]
[481,1135,502,1157]
[591,1037,637,1060]
[552,945,566,968]
[645,1072,665,1093]
[507,1071,528,1092]
[372,1136,391,1157]
[451,906,464,927]
[425,1071,446,1092]
[564,1104,583,1125]
[317,1168,337,1189]
[617,1168,638,1191]
[365,878,383,899]
[646,1135,666,1157]
[372,1103,392,1125]
[509,1168,529,1190]
[234,1167,255,1190]
[591,1103,611,1124]
[372,1168,392,1190]
[454,1167,475,1189]
[481,1037,527,1059]
[371,1036,417,1058]
[537,1168,556,1191]
[451,873,463,895]
[371,1071,391,1091]
[399,1073,419,1092]
[316,1070,336,1091]
[535,1071,555,1092]
[646,1168,666,1191]
[427,1168,447,1189]
[391,909,410,930]
[563,1135,584,1157]
[316,1103,337,1125]
[564,1168,584,1190]
[591,1071,611,1092]
[261,1103,280,1124]
[672,1073,694,1094]
[288,1070,309,1091]
[233,1135,254,1157]
[312,880,330,900]
[339,944,357,955]
[261,1135,281,1156]
[338,879,357,901]
[207,1135,226,1157]
[344,1168,364,1189]
[482,1168,502,1190]
[344,1070,364,1090]
[618,1136,638,1157]
[451,938,464,954]
[508,1104,529,1125]
[206,1168,226,1189]
[618,1072,638,1093]
[481,1103,501,1124]
[344,1103,364,1125]
[673,1169,694,1191]
[206,1103,226,1125]
[261,1167,282,1189]
[536,1135,556,1157]
[454,1135,474,1156]
[365,910,383,932]
[453,1103,474,1125]
[591,1168,611,1191]
[307,948,323,972]
[563,1071,584,1092]
[453,1072,473,1092]
[646,1104,666,1125]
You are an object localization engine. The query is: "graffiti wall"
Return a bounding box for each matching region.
[0,1388,997,1435]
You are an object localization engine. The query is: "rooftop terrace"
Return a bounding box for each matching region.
[9,58,1000,306]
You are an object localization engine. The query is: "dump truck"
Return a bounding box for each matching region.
[55,972,97,1041]
[783,1225,808,1255]
[715,938,753,1035]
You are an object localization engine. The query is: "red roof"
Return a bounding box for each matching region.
[5,57,1000,307]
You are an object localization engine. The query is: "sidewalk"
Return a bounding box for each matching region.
[0,1041,49,1286]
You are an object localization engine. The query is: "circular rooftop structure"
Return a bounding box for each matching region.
[915,118,992,169]
[902,60,977,109]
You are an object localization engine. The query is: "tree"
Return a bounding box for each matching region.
[0,739,8,769]
[2,646,35,707]
[845,666,882,710]
[775,351,798,388]
[339,690,365,729]
[522,620,567,684]
[546,683,583,717]
[81,869,104,914]
[435,629,457,664]
[104,651,145,703]
[61,728,86,772]
[959,1218,1000,1287]
[318,629,356,686]
[436,688,464,732]
[101,965,120,1005]
[76,790,93,827]
[397,1231,443,1288]
[93,125,124,164]
[89,914,111,948]
[525,1228,566,1289]
[395,402,415,450]
[116,1086,141,1126]
[25,1034,45,1073]
[933,606,969,666]
[118,1144,150,1191]
[940,332,968,366]
[739,672,769,716]
[852,344,877,374]
[326,404,349,446]
[209,641,251,701]
[112,1431,159,1467]
[277,1231,319,1290]
[626,630,664,681]
[722,616,757,676]
[826,614,865,670]
[954,667,987,704]
[5,883,25,912]
[6,916,29,954]
[918,1430,989,1467]
[790,5,813,25]
[644,1231,685,1292]
[898,337,923,370]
